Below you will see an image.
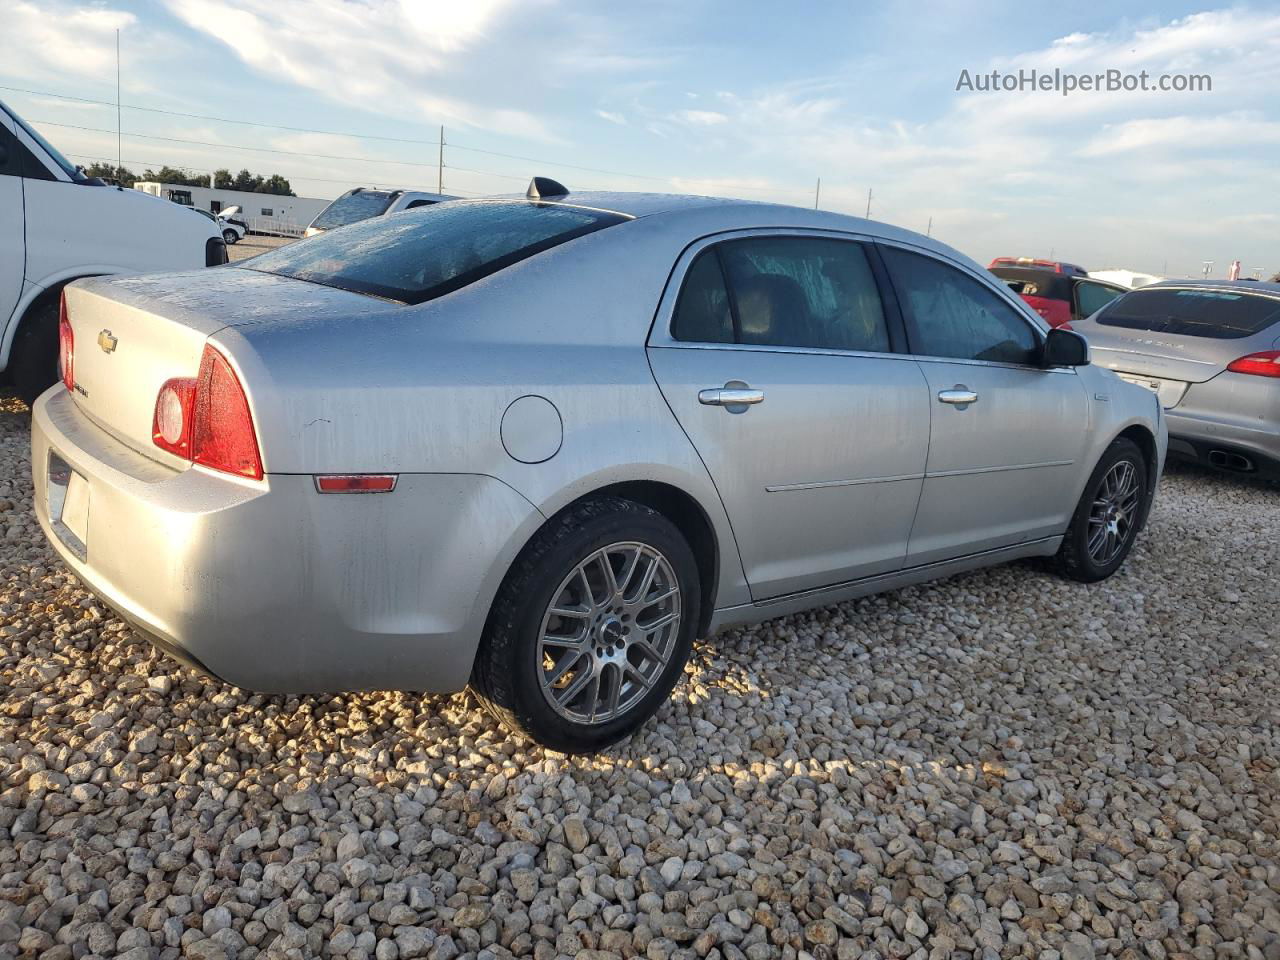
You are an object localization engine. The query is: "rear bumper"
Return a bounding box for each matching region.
[32,388,544,693]
[1165,380,1280,478]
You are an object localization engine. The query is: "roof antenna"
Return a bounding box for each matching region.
[527,176,568,199]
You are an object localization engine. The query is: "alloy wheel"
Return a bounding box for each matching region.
[1087,459,1141,565]
[536,541,682,725]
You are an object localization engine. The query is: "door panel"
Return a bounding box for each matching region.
[907,361,1089,564]
[649,346,930,599]
[0,113,25,338]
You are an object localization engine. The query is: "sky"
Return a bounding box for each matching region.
[1,0,1277,278]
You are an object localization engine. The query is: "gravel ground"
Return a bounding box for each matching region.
[227,235,294,263]
[1,394,1277,960]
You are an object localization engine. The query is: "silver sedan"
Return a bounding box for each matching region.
[32,182,1166,752]
[1074,280,1280,480]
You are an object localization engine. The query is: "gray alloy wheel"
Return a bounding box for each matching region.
[223,229,238,244]
[536,541,681,725]
[1086,459,1141,565]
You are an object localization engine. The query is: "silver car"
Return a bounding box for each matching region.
[1075,280,1280,480]
[32,183,1166,751]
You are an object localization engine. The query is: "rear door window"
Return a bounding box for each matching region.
[247,200,628,303]
[885,246,1041,364]
[1096,288,1280,339]
[672,235,891,353]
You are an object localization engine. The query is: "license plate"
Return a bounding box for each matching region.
[47,452,89,560]
[1118,374,1162,393]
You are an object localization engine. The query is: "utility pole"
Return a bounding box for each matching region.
[116,29,122,179]
[437,126,444,194]
[864,188,872,219]
[926,216,932,238]
[814,178,821,210]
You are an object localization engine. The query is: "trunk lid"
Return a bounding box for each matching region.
[63,267,398,462]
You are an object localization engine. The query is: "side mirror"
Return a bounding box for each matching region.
[1042,327,1090,367]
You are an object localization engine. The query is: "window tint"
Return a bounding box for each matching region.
[672,250,733,343]
[1096,288,1280,339]
[247,200,627,303]
[717,236,890,351]
[884,247,1040,364]
[311,190,395,230]
[1076,280,1122,318]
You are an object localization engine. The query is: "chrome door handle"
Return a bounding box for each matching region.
[699,387,765,407]
[938,387,979,406]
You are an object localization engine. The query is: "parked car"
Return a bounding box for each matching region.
[194,207,245,245]
[1075,280,1280,479]
[304,187,458,236]
[32,183,1166,751]
[989,258,1127,328]
[1,98,226,406]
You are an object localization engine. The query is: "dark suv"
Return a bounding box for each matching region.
[988,258,1126,329]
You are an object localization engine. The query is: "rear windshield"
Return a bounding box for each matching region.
[310,190,396,230]
[989,268,1071,301]
[1096,288,1280,339]
[248,200,628,303]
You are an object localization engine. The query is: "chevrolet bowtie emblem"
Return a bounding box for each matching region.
[98,329,118,354]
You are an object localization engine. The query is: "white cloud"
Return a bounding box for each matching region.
[159,0,555,140]
[595,110,626,125]
[673,109,728,126]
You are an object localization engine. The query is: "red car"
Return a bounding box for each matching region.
[988,258,1126,329]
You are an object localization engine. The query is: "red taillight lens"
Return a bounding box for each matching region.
[152,345,263,480]
[58,293,74,392]
[1020,295,1072,328]
[1226,350,1280,378]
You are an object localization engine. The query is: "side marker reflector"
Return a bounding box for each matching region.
[315,474,398,494]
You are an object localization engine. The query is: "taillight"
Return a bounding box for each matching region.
[58,293,74,392]
[152,345,263,479]
[1226,350,1280,379]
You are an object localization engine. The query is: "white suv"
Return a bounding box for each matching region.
[304,187,458,236]
[1,99,225,405]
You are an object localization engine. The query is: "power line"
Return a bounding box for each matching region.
[0,83,441,147]
[11,83,792,194]
[33,119,445,168]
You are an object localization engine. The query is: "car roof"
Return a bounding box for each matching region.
[471,190,972,264]
[1138,278,1280,299]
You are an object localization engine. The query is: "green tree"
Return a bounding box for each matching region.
[139,166,210,188]
[82,162,137,186]
[212,168,233,189]
[260,174,295,196]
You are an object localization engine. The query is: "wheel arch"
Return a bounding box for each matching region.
[1114,423,1159,530]
[490,479,722,642]
[2,273,103,371]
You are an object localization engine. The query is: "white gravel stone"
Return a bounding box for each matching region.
[2,398,1278,959]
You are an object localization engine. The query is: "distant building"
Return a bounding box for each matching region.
[133,182,330,236]
[1088,269,1164,289]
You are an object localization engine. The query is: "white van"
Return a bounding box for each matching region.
[304,187,458,237]
[1,99,227,405]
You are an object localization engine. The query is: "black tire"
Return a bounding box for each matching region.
[1054,437,1148,583]
[472,496,700,753]
[222,229,238,245]
[10,297,60,409]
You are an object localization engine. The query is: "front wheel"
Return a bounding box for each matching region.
[222,229,238,245]
[1054,437,1148,582]
[472,497,700,753]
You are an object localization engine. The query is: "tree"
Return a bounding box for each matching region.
[82,162,137,186]
[139,166,210,188]
[261,174,295,196]
[212,168,233,189]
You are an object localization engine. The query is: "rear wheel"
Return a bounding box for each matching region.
[1054,437,1148,582]
[472,497,699,753]
[10,298,60,408]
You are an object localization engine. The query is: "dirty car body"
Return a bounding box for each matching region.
[32,191,1166,749]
